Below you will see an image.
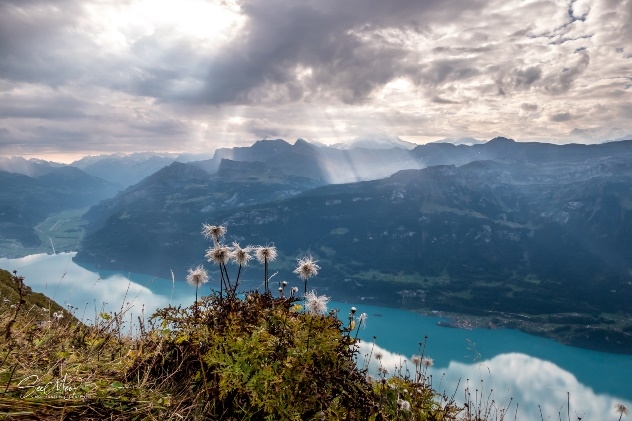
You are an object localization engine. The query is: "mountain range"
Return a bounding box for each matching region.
[4,136,632,352]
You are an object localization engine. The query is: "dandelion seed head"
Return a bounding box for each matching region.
[186,265,209,288]
[255,245,278,263]
[411,355,422,366]
[293,255,320,280]
[304,290,330,315]
[375,351,383,361]
[422,357,434,368]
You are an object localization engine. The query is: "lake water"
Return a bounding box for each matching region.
[2,252,631,420]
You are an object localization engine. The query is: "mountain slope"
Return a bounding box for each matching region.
[0,167,120,249]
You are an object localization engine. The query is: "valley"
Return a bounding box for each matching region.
[3,138,632,353]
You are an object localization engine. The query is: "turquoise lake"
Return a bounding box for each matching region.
[2,252,631,420]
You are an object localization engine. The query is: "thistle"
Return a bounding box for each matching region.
[293,255,320,295]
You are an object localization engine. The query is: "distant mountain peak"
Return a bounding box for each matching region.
[331,133,417,150]
[431,137,485,146]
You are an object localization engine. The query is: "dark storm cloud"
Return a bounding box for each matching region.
[185,0,486,105]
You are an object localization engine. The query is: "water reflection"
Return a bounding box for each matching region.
[1,253,631,419]
[355,341,632,420]
[0,252,195,331]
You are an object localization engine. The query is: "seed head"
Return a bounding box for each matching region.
[397,399,411,411]
[205,245,231,265]
[255,245,278,263]
[422,357,434,368]
[357,312,368,328]
[186,265,209,288]
[304,290,329,315]
[411,355,422,366]
[375,351,383,361]
[201,224,226,243]
[615,403,629,416]
[230,242,252,266]
[293,256,320,280]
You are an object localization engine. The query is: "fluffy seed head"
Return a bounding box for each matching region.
[411,355,422,366]
[422,357,434,368]
[615,403,629,416]
[255,245,278,263]
[201,224,226,243]
[397,399,411,411]
[304,290,330,315]
[293,256,320,280]
[230,242,252,266]
[375,351,383,361]
[205,246,231,265]
[186,265,209,288]
[357,312,368,328]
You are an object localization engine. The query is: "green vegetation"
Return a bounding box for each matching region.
[0,226,474,420]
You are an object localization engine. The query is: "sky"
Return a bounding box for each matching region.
[0,0,631,162]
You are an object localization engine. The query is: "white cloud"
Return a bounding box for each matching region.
[1,0,631,158]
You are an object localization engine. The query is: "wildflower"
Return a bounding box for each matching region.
[201,224,226,244]
[255,245,278,263]
[411,355,422,366]
[375,351,383,361]
[357,312,368,328]
[422,357,434,368]
[616,403,629,420]
[230,242,252,266]
[304,290,330,315]
[186,265,209,288]
[293,256,320,280]
[205,245,231,265]
[397,398,411,411]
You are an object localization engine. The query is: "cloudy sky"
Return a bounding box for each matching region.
[1,0,631,162]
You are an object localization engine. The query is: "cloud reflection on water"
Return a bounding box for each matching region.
[356,340,632,420]
[0,252,194,330]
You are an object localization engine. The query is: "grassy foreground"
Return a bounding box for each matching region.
[0,264,482,420]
